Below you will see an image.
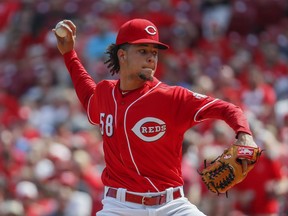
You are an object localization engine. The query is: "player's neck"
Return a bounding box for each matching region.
[119,77,145,91]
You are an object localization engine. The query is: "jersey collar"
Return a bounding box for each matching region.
[116,77,161,97]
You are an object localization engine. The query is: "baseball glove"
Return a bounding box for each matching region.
[199,145,262,195]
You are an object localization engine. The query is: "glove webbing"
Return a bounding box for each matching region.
[201,159,233,197]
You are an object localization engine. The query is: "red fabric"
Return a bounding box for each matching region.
[234,154,283,214]
[64,50,252,192]
[241,82,276,123]
[82,166,103,191]
[0,92,21,127]
[64,50,96,110]
[81,166,104,214]
[116,19,169,49]
[261,84,277,105]
[24,199,56,216]
[0,1,20,30]
[0,149,25,179]
[197,36,233,62]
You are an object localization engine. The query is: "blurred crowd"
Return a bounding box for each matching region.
[1,0,288,215]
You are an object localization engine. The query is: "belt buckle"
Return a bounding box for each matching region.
[141,194,165,205]
[141,196,149,205]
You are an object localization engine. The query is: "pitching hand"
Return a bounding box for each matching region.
[52,20,76,55]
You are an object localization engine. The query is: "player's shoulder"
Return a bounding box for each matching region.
[157,82,188,93]
[97,79,118,89]
[157,82,209,99]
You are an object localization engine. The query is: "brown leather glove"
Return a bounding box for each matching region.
[199,145,262,194]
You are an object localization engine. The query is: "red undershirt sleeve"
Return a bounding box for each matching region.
[63,50,96,110]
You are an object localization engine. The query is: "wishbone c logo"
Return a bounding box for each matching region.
[145,26,157,35]
[132,117,166,142]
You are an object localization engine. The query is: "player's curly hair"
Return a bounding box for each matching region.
[104,43,129,75]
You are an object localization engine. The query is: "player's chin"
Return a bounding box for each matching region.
[139,74,153,81]
[139,70,154,81]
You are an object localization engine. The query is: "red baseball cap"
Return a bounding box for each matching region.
[116,18,169,49]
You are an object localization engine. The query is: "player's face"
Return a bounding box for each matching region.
[121,44,158,81]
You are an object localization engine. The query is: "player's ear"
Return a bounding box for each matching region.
[117,49,127,62]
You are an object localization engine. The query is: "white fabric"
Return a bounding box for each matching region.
[165,187,174,203]
[97,187,206,216]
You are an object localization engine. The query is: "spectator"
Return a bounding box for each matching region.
[233,128,288,215]
[241,64,276,123]
[52,171,93,216]
[0,1,288,215]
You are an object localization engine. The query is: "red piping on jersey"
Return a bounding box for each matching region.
[122,81,162,192]
[193,99,218,122]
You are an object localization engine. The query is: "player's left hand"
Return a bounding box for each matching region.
[234,132,258,174]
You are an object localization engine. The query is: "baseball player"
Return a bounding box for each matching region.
[53,18,258,216]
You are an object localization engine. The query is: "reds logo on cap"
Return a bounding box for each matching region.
[132,117,166,142]
[116,18,169,49]
[145,26,157,35]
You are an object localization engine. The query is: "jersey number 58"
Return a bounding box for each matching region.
[100,113,114,137]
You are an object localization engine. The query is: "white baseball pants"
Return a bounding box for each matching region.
[96,187,206,216]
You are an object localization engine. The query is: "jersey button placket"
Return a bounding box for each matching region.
[117,100,126,127]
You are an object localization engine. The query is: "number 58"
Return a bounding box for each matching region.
[100,113,114,137]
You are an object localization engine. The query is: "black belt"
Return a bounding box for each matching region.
[106,188,182,206]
